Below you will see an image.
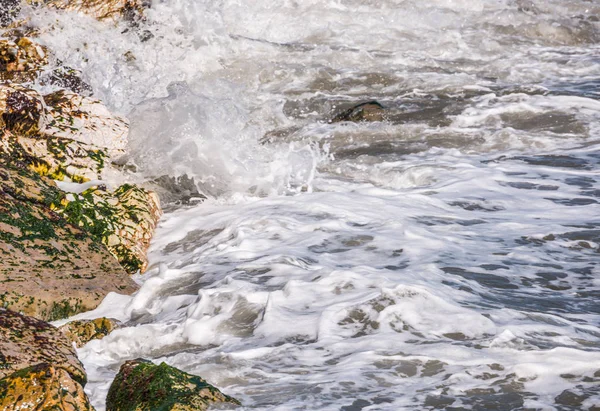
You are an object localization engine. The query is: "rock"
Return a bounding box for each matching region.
[28,0,150,23]
[0,84,128,182]
[0,163,138,321]
[59,317,121,348]
[106,359,240,411]
[0,83,161,274]
[1,131,109,182]
[0,85,129,156]
[0,309,86,384]
[43,90,129,156]
[0,84,45,137]
[0,363,94,411]
[39,66,94,97]
[0,37,48,83]
[330,100,386,123]
[148,174,207,205]
[58,183,162,274]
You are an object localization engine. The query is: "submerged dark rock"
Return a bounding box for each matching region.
[330,100,386,123]
[106,359,240,411]
[149,174,207,205]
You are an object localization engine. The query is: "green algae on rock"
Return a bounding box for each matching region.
[106,359,241,411]
[59,317,121,348]
[0,308,86,384]
[0,163,138,321]
[0,82,161,274]
[58,183,162,273]
[0,363,95,411]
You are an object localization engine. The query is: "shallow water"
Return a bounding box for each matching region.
[23,0,600,409]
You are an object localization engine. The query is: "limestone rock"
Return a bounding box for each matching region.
[106,359,240,411]
[0,37,48,83]
[0,131,108,182]
[330,101,387,123]
[28,0,150,22]
[0,309,86,384]
[58,183,161,274]
[59,317,121,348]
[43,90,129,156]
[0,85,128,155]
[0,363,94,411]
[0,163,138,321]
[0,84,128,182]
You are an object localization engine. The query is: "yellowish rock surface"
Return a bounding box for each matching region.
[0,363,94,411]
[0,309,86,383]
[59,317,120,348]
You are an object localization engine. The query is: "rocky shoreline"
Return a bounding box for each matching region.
[0,1,238,410]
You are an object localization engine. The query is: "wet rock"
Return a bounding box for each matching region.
[106,359,240,411]
[58,183,162,274]
[39,66,94,97]
[1,131,109,182]
[0,309,86,384]
[0,363,94,411]
[148,174,207,205]
[0,84,128,182]
[0,37,47,83]
[28,0,150,23]
[0,85,128,157]
[0,83,161,274]
[0,163,138,321]
[43,89,129,156]
[0,84,45,137]
[330,101,386,123]
[59,317,121,348]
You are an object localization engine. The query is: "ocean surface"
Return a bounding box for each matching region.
[27,0,600,409]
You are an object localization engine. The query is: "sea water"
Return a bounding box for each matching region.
[24,0,600,409]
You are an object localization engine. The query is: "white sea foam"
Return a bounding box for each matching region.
[27,0,600,409]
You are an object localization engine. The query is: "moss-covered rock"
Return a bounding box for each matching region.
[106,359,240,411]
[0,83,161,274]
[0,163,138,321]
[59,317,121,348]
[57,183,161,273]
[0,363,95,411]
[1,130,109,182]
[0,309,86,384]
